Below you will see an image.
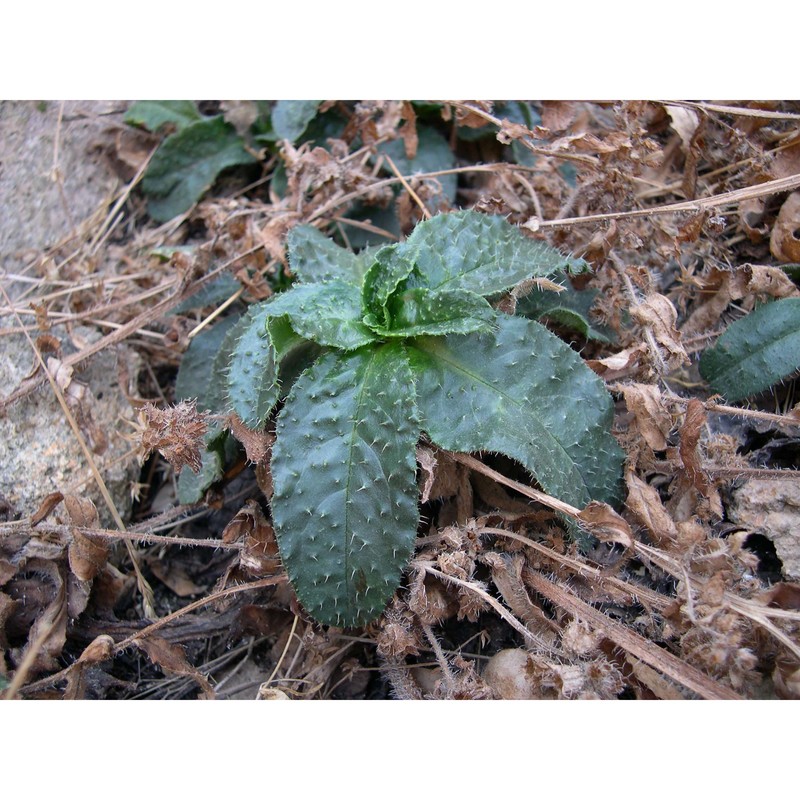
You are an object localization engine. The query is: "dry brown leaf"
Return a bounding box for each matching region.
[622,383,672,451]
[148,559,207,597]
[630,293,689,369]
[222,499,281,578]
[228,414,274,465]
[578,501,634,552]
[625,471,679,547]
[399,101,418,160]
[63,634,115,700]
[770,191,800,263]
[30,492,64,526]
[134,635,215,698]
[541,101,577,133]
[587,343,647,380]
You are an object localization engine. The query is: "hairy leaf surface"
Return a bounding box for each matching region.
[369,287,496,338]
[264,281,377,351]
[404,210,587,296]
[227,305,280,429]
[699,298,800,402]
[286,225,368,286]
[271,344,420,627]
[409,315,624,509]
[361,245,415,324]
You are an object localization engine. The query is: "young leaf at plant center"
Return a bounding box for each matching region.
[142,115,257,222]
[361,245,416,325]
[271,100,321,143]
[408,315,624,510]
[270,344,420,627]
[699,297,800,403]
[516,278,612,342]
[125,100,202,133]
[264,281,378,351]
[371,287,496,338]
[287,224,368,286]
[403,210,587,296]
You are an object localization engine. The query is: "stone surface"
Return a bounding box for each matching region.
[729,479,800,580]
[0,101,138,526]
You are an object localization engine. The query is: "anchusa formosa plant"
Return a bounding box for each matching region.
[201,211,624,627]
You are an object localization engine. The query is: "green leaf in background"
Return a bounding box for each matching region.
[124,100,202,133]
[177,426,229,505]
[378,125,457,206]
[699,297,800,403]
[271,100,321,142]
[270,344,420,627]
[515,279,612,342]
[171,273,242,315]
[175,315,241,411]
[142,115,257,222]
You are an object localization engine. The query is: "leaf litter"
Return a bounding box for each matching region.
[2,100,800,700]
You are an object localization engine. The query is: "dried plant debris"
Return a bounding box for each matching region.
[2,99,800,700]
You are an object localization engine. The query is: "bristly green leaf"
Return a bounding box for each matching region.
[125,100,202,133]
[270,344,420,627]
[699,298,800,403]
[264,281,378,351]
[361,245,415,324]
[367,287,496,338]
[408,315,624,510]
[404,210,588,296]
[287,225,368,286]
[142,116,256,221]
[271,100,321,142]
[227,305,280,429]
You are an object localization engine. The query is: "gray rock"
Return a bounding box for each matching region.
[729,479,800,580]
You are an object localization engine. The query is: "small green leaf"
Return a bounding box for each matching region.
[361,245,415,324]
[271,343,420,627]
[265,281,378,351]
[142,116,256,222]
[287,225,367,286]
[516,279,612,342]
[699,298,800,402]
[227,305,280,428]
[271,100,321,142]
[371,287,496,338]
[404,210,587,297]
[125,100,202,133]
[177,426,227,504]
[408,315,623,510]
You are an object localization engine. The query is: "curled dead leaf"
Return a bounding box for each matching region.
[770,191,800,263]
[625,471,679,547]
[630,294,689,369]
[134,635,215,699]
[578,501,634,553]
[622,383,672,451]
[228,414,274,465]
